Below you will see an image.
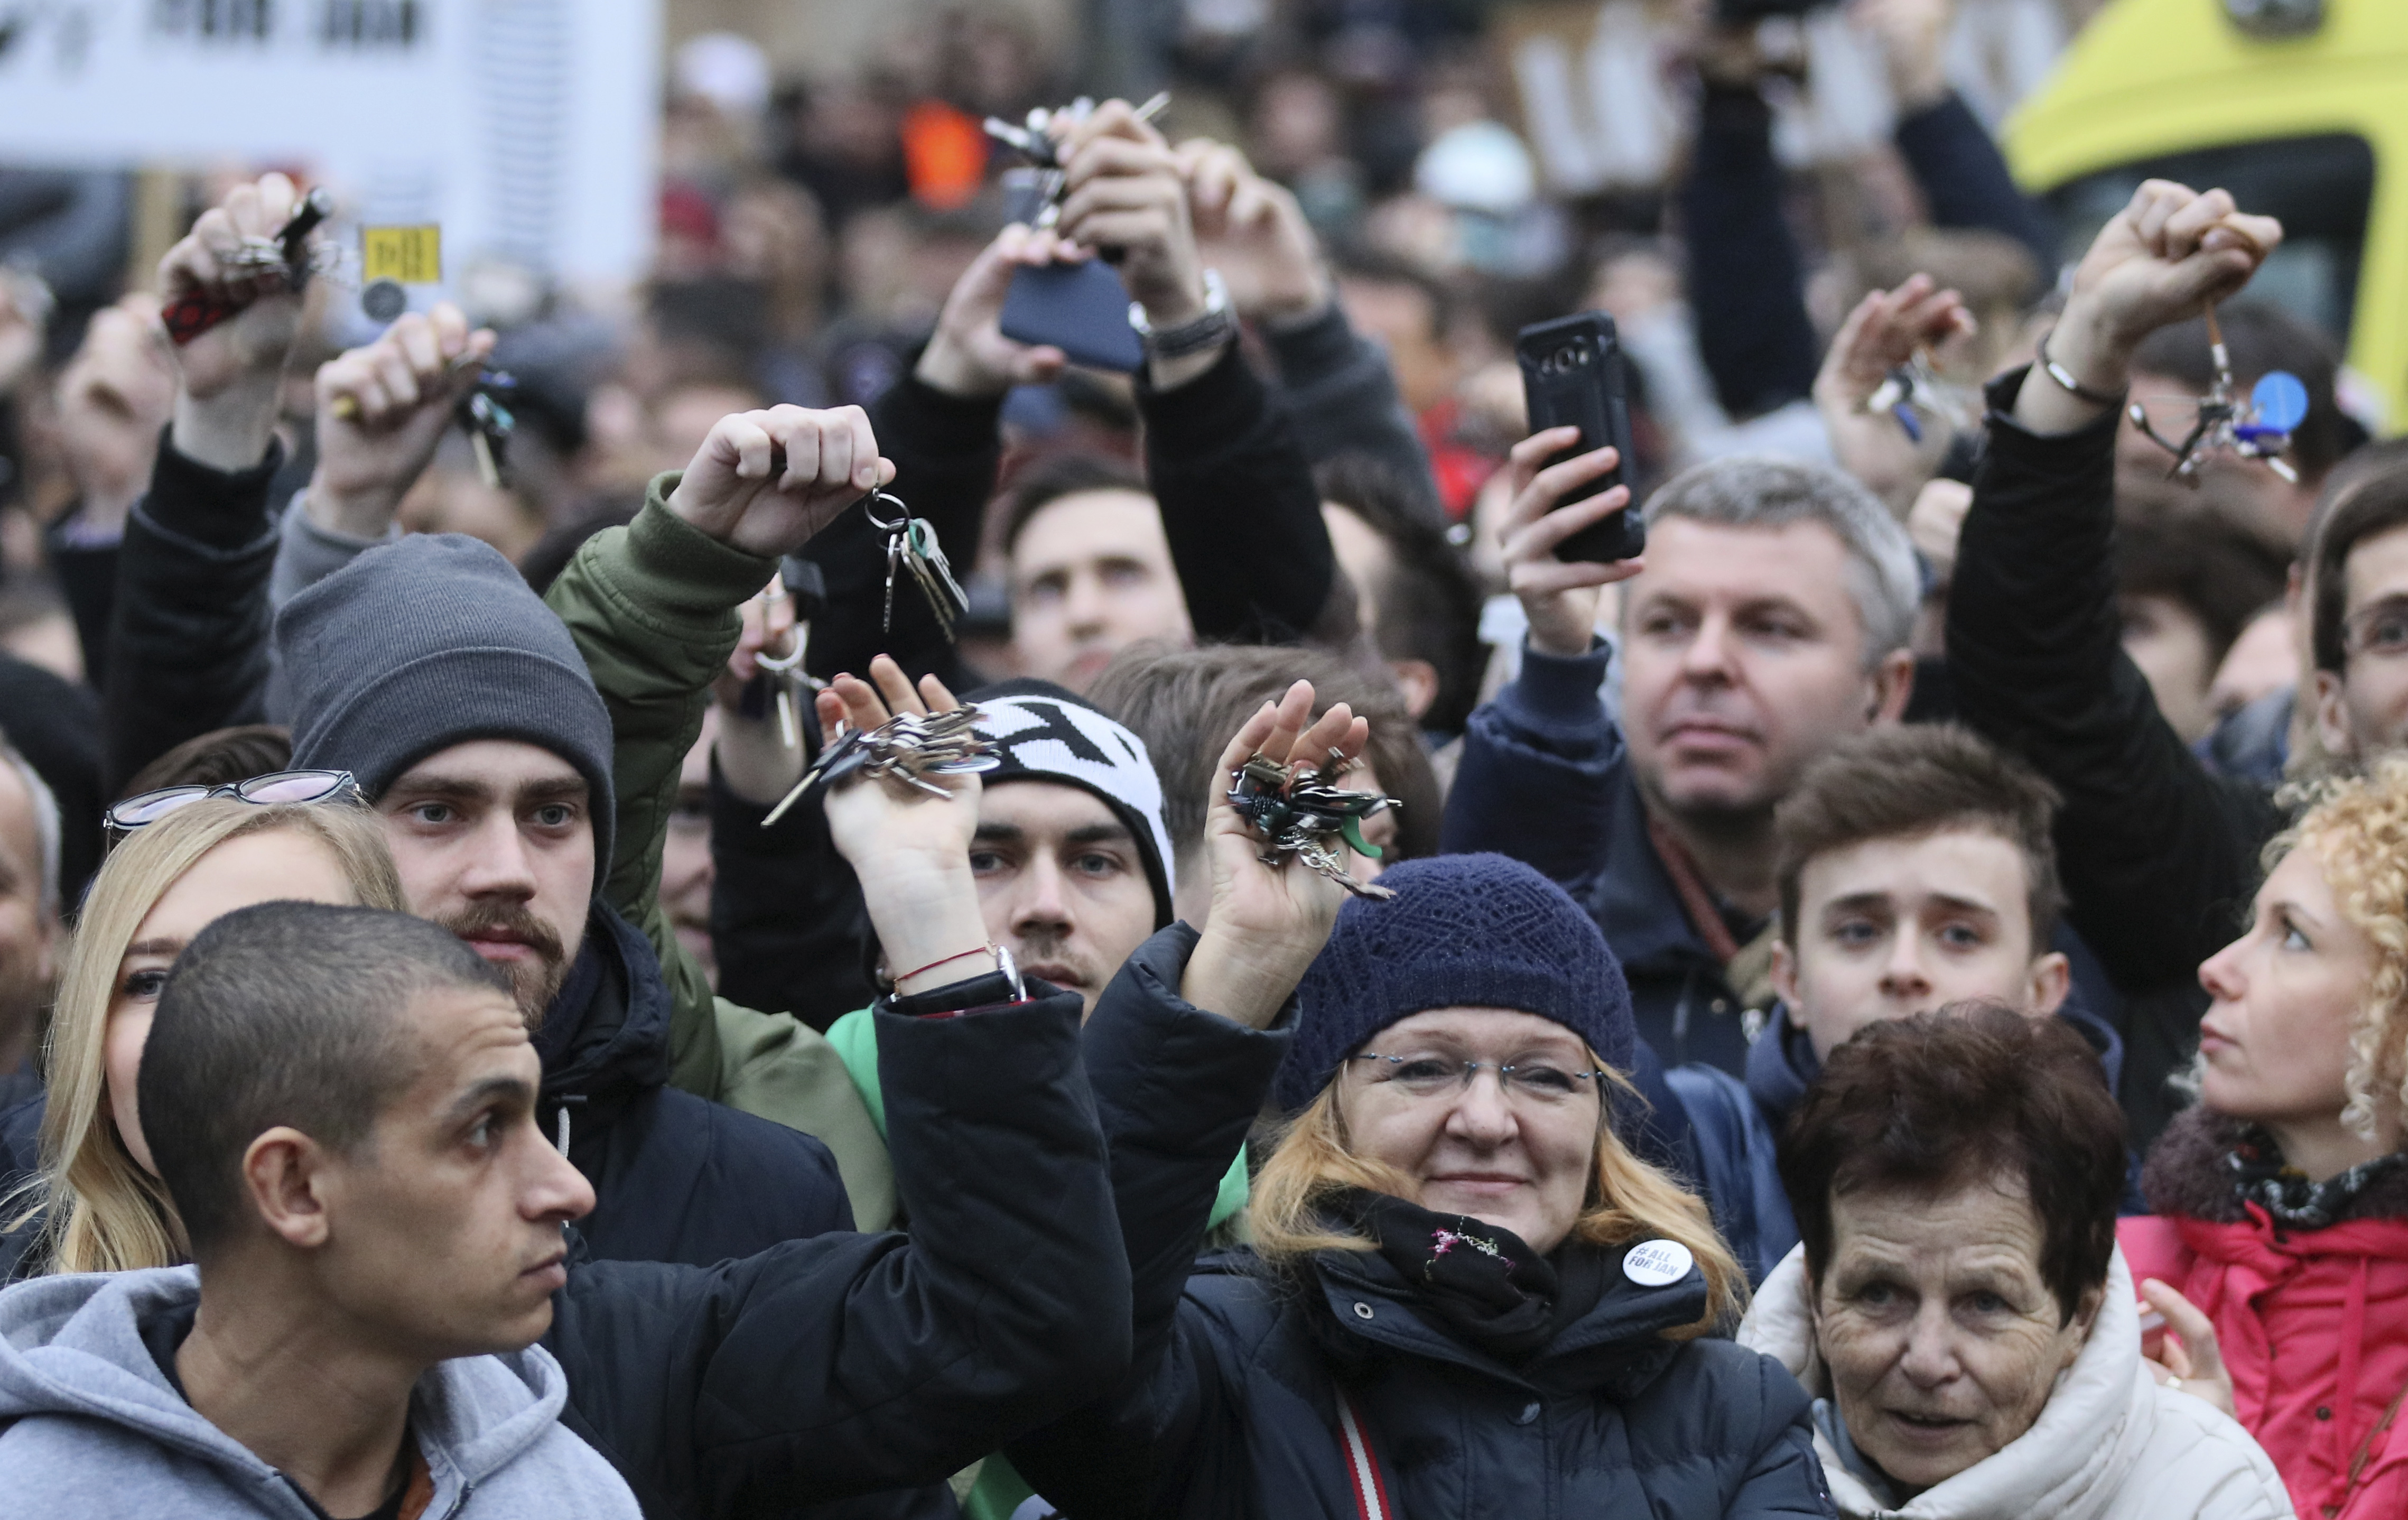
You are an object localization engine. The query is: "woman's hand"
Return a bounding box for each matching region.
[1813,274,1972,509]
[815,654,992,996]
[2140,1277,2236,1420]
[1180,681,1369,1030]
[1496,429,1648,659]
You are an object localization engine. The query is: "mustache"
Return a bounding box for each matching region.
[438,901,567,966]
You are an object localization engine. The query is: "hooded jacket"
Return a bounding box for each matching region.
[1740,1244,2291,1520]
[0,1266,640,1518]
[2121,1107,2408,1520]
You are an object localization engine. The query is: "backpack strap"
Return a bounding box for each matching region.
[1334,1390,1396,1520]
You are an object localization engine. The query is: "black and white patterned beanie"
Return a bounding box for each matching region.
[966,680,1176,928]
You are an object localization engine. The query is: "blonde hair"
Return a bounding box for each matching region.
[3,799,404,1274]
[1249,1055,1746,1339]
[2277,754,2408,1141]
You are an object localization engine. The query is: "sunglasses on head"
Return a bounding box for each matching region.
[105,770,364,838]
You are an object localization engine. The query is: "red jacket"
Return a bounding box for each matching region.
[2124,1113,2408,1520]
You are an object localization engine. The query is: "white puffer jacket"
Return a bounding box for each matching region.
[1737,1244,2293,1520]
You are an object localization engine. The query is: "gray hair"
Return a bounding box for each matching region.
[0,740,60,919]
[1642,457,1920,668]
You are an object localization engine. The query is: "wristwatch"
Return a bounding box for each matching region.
[1130,268,1237,362]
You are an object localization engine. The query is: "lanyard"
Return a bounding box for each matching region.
[1336,1391,1396,1520]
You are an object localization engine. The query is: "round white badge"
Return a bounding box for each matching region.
[1623,1239,1695,1287]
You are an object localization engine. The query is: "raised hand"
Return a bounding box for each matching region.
[813,655,991,995]
[305,303,498,537]
[53,296,176,531]
[1054,99,1211,332]
[161,173,314,470]
[1495,429,1649,659]
[1181,680,1371,1029]
[914,223,1073,398]
[1178,138,1329,323]
[1814,274,1974,508]
[666,404,891,559]
[713,579,811,808]
[2140,1277,2236,1420]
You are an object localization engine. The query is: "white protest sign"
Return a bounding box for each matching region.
[0,0,662,290]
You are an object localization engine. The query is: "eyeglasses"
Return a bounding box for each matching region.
[105,770,363,837]
[1346,1052,1611,1105]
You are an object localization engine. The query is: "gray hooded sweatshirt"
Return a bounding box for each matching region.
[0,1266,640,1519]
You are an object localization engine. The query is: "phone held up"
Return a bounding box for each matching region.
[1517,311,1644,566]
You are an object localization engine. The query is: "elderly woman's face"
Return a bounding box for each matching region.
[2196,842,2376,1129]
[1334,1008,1601,1256]
[1813,1174,2099,1497]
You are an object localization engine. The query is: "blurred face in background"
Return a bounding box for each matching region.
[1009,489,1193,691]
[662,710,717,987]
[2119,592,2220,744]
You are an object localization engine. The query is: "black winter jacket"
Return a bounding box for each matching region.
[1007,925,1833,1520]
[1946,369,2282,1147]
[1442,639,1760,1076]
[545,984,1128,1520]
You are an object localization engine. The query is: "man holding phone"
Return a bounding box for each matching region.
[1442,429,1919,1078]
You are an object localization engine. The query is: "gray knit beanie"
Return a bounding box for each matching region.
[275,533,616,876]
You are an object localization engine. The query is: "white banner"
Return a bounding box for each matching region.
[0,0,662,291]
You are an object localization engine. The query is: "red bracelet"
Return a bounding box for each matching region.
[891,944,997,987]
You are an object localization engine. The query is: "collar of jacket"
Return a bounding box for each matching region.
[535,902,672,1121]
[1741,1244,2217,1520]
[1309,1241,1698,1397]
[2143,1105,2408,1228]
[1589,765,1731,981]
[1746,996,2125,1133]
[0,1265,577,1514]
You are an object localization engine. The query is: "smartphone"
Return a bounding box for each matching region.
[1517,311,1645,564]
[1000,261,1144,374]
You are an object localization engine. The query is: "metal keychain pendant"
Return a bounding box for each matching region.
[863,491,969,641]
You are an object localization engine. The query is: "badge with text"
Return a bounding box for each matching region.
[1622,1239,1695,1287]
[361,225,443,284]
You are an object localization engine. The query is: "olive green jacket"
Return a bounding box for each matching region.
[542,477,898,1231]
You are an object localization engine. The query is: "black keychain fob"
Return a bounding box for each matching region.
[1517,311,1644,564]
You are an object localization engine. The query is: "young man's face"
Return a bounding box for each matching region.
[376,740,596,1026]
[969,781,1157,1016]
[1009,490,1193,692]
[1621,517,1911,826]
[1772,828,2070,1062]
[2316,521,2408,761]
[313,985,593,1359]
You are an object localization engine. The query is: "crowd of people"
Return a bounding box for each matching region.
[0,1,2402,1516]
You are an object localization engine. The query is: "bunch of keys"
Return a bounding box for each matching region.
[1225,753,1399,900]
[761,707,999,827]
[1863,348,1976,445]
[864,491,970,641]
[2127,304,2308,484]
[161,187,347,346]
[983,91,1170,226]
[754,557,828,753]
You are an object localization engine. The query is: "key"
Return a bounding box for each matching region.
[863,492,969,641]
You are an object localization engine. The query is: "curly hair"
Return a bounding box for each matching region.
[2280,753,2408,1138]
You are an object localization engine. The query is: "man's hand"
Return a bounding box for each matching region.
[667,404,890,559]
[2024,181,2282,435]
[713,579,811,807]
[1496,429,1648,659]
[1814,274,1973,508]
[816,655,991,996]
[305,304,497,538]
[1179,138,1329,324]
[1182,681,1368,1029]
[914,223,1073,399]
[1055,99,1217,380]
[162,173,312,471]
[53,295,176,530]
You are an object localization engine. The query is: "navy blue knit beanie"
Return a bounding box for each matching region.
[1276,852,1634,1111]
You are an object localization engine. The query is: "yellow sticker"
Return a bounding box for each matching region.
[361,225,442,284]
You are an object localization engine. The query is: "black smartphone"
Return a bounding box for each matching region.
[1517,311,1644,564]
[1000,261,1145,374]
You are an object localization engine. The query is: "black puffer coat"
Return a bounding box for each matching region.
[1010,927,1834,1520]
